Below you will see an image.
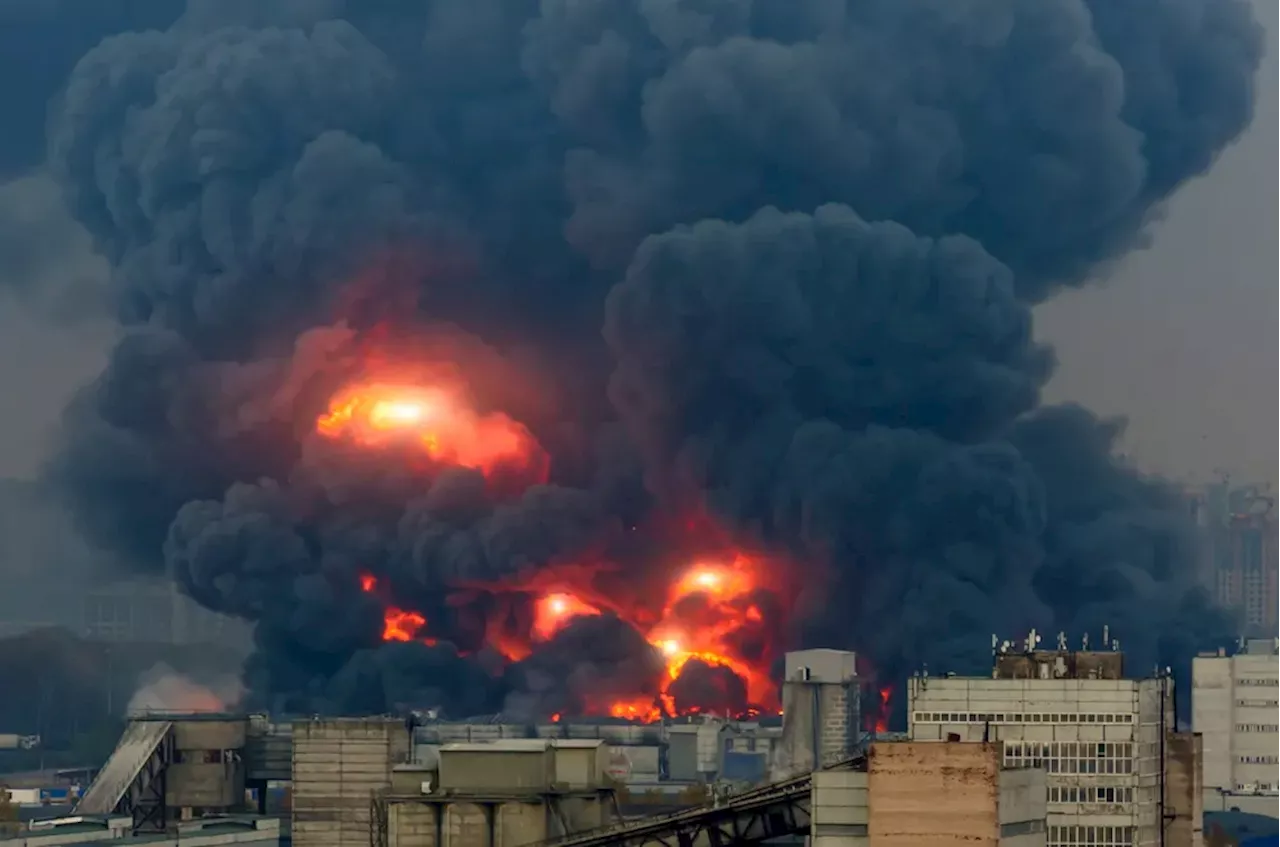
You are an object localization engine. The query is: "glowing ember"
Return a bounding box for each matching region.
[316,382,546,479]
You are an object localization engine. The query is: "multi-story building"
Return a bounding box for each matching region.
[1189,481,1278,635]
[1192,637,1280,817]
[907,632,1181,847]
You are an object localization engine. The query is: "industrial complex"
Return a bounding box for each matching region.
[1,641,1276,847]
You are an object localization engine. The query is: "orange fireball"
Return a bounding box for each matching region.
[316,382,547,480]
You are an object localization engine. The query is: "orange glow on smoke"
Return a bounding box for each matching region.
[359,573,436,646]
[873,686,892,734]
[383,608,429,642]
[316,382,546,480]
[603,555,780,722]
[356,549,787,723]
[533,593,602,641]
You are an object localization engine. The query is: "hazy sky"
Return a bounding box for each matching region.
[1038,0,1278,487]
[0,1,1274,487]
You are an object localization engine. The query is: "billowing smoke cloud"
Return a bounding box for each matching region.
[127,662,245,715]
[29,0,1263,715]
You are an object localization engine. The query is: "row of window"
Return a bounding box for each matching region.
[1004,741,1136,775]
[1048,824,1134,846]
[1239,755,1279,765]
[1237,678,1278,687]
[1047,785,1134,805]
[912,711,1134,725]
[1235,783,1276,792]
[1236,699,1280,708]
[1235,724,1278,732]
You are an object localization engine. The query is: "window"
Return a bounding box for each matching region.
[1003,741,1134,776]
[1049,825,1134,846]
[912,711,1134,725]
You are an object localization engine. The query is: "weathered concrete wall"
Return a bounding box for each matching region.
[810,768,869,847]
[495,801,546,847]
[1165,732,1203,847]
[388,801,439,847]
[777,682,857,776]
[292,718,411,847]
[868,741,1000,847]
[172,719,248,752]
[166,761,244,808]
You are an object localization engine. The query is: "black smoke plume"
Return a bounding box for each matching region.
[28,0,1264,715]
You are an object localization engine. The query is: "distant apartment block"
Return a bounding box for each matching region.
[1188,481,1278,636]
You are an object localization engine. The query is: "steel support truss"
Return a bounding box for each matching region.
[536,786,812,847]
[625,794,811,847]
[120,731,174,833]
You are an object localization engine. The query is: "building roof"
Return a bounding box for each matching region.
[439,740,550,753]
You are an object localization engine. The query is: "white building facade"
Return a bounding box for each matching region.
[907,647,1171,847]
[1192,638,1279,816]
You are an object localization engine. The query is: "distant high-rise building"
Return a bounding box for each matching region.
[1187,480,1277,636]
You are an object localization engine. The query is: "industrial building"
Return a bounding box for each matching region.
[0,815,279,847]
[535,740,1048,847]
[775,649,861,778]
[907,631,1199,847]
[1193,638,1280,816]
[6,643,1053,847]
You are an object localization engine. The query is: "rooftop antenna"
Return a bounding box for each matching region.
[1082,632,1090,651]
[1024,628,1040,653]
[1112,638,1121,653]
[1056,631,1068,651]
[1000,640,1012,654]
[1102,625,1110,649]
[992,634,999,661]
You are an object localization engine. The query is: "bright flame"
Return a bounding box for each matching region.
[383,608,428,642]
[605,554,781,721]
[359,572,436,646]
[533,593,601,642]
[873,686,892,734]
[316,382,546,480]
[358,547,788,724]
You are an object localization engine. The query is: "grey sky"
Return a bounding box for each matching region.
[1038,0,1278,487]
[0,0,1274,487]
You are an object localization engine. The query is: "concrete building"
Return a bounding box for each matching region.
[776,649,860,777]
[1193,638,1280,816]
[0,816,278,847]
[908,633,1175,847]
[808,741,1047,847]
[75,714,254,832]
[291,718,410,847]
[377,739,615,847]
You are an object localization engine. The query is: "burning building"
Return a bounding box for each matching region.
[25,2,1265,721]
